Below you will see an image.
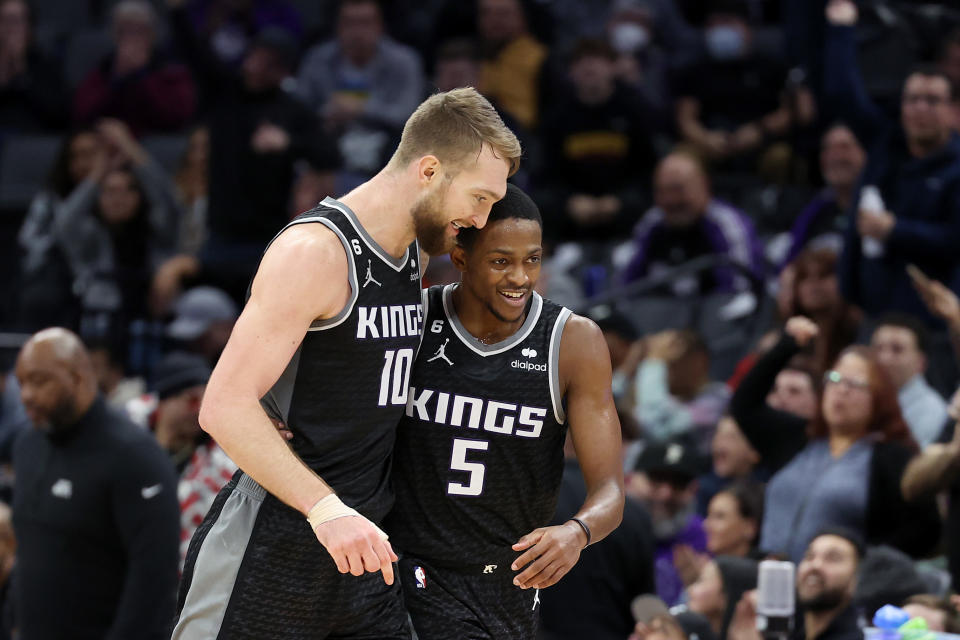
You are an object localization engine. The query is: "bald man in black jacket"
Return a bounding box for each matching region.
[12,328,179,640]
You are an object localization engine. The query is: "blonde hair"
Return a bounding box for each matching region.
[389,87,521,176]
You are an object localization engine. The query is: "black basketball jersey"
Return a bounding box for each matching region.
[387,284,572,569]
[259,197,423,523]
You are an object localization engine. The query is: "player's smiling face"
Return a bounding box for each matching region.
[453,217,542,324]
[412,144,510,256]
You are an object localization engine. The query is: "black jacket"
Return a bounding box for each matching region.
[730,335,940,557]
[538,460,655,640]
[11,397,180,640]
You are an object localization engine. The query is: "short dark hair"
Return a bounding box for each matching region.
[905,64,956,101]
[717,481,764,545]
[810,525,866,560]
[568,37,616,65]
[457,182,542,252]
[875,312,930,354]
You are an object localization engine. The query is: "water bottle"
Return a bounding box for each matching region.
[871,604,910,640]
[859,185,886,258]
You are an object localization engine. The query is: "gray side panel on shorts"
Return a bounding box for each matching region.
[171,474,267,640]
[260,343,303,423]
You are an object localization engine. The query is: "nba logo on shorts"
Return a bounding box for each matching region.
[414,566,427,589]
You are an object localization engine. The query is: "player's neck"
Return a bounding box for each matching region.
[339,171,418,259]
[451,284,527,345]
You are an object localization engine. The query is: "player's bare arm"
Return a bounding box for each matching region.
[199,224,398,584]
[512,315,625,589]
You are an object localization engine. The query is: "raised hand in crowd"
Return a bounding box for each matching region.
[783,316,819,348]
[646,330,687,363]
[97,118,149,166]
[672,543,709,587]
[910,265,960,331]
[726,590,762,640]
[825,0,858,26]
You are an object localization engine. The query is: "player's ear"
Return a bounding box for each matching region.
[417,155,441,185]
[450,244,468,273]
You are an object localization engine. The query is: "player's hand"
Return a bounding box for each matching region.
[511,521,586,590]
[313,516,398,585]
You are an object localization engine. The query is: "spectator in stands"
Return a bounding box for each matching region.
[726,528,865,640]
[17,128,102,328]
[605,0,698,121]
[539,433,656,640]
[938,28,960,130]
[871,314,948,448]
[173,127,209,257]
[296,0,424,188]
[703,482,763,559]
[0,0,66,133]
[162,0,340,306]
[730,317,940,563]
[780,125,865,267]
[12,328,179,639]
[673,0,813,168]
[148,351,235,565]
[74,1,196,134]
[778,248,861,375]
[620,152,764,296]
[0,502,13,637]
[183,0,303,69]
[53,120,179,331]
[628,439,707,606]
[827,1,960,326]
[86,334,144,410]
[632,329,729,455]
[536,38,656,246]
[477,0,547,130]
[765,358,819,421]
[902,595,960,634]
[686,556,758,640]
[901,386,960,594]
[0,349,25,475]
[696,416,763,514]
[165,286,238,367]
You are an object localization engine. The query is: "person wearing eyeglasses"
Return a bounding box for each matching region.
[826,0,960,329]
[729,316,940,563]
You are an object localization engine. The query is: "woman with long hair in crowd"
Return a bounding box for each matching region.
[777,247,861,374]
[730,316,940,563]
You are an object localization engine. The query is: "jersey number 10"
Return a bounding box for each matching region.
[378,348,414,406]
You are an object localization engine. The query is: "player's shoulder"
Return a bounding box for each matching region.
[260,217,350,279]
[559,312,603,347]
[557,312,608,373]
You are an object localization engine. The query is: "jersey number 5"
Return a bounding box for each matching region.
[378,348,414,406]
[447,438,488,496]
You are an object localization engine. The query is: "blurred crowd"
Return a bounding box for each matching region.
[4,0,960,638]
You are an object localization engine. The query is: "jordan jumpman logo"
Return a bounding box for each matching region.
[427,338,454,366]
[362,259,381,288]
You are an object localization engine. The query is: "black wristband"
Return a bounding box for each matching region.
[570,517,591,547]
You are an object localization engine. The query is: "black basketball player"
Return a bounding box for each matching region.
[171,88,521,639]
[386,184,626,639]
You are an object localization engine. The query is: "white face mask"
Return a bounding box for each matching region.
[705,25,746,60]
[611,22,650,54]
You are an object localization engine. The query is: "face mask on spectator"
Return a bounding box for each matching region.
[611,22,650,54]
[705,26,745,61]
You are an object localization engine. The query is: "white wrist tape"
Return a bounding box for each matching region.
[306,494,389,540]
